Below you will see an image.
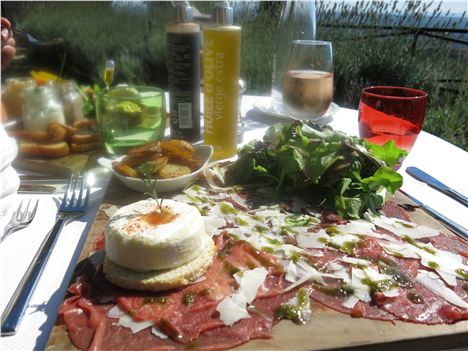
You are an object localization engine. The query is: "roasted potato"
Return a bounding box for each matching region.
[112,161,139,178]
[160,139,194,160]
[147,156,169,175]
[159,163,191,179]
[114,139,200,180]
[121,153,164,167]
[168,155,202,169]
[128,141,162,158]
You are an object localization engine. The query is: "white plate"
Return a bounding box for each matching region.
[253,100,339,123]
[98,145,213,193]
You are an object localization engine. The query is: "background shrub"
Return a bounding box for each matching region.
[2,1,466,149]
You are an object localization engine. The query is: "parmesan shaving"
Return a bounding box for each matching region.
[217,267,268,326]
[151,326,168,339]
[296,230,328,249]
[107,305,154,334]
[338,220,376,236]
[415,271,468,309]
[365,213,439,239]
[341,257,372,266]
[342,295,359,309]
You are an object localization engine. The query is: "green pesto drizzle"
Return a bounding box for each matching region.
[407,292,424,304]
[223,260,241,275]
[261,246,274,254]
[395,220,415,228]
[455,268,468,280]
[325,226,340,235]
[378,260,414,289]
[360,278,397,295]
[237,217,249,226]
[318,237,329,244]
[144,296,170,304]
[265,236,281,245]
[313,283,354,297]
[280,226,298,236]
[182,293,196,307]
[274,288,310,325]
[220,203,238,215]
[402,235,436,254]
[255,225,269,233]
[246,261,257,269]
[199,288,215,297]
[328,241,356,255]
[191,185,202,192]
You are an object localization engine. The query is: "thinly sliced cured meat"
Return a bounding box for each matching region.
[374,282,468,324]
[115,235,286,343]
[59,234,293,350]
[381,200,410,221]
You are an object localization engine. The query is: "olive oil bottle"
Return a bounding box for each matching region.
[203,1,241,159]
[167,1,201,142]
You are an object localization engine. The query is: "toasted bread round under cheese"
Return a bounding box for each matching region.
[103,233,216,292]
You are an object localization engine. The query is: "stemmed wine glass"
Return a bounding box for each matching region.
[282,40,333,120]
[103,59,115,89]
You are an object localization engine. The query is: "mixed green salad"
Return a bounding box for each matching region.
[226,121,407,219]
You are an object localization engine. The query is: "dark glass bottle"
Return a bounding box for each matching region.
[167,1,201,142]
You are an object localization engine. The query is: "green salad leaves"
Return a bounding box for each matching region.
[226,121,407,219]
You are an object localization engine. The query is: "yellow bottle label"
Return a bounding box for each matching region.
[203,26,241,160]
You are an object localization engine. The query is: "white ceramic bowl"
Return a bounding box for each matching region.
[98,144,213,193]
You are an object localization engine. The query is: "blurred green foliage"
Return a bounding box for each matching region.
[4,1,467,149]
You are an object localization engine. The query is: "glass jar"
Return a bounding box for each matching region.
[1,77,37,119]
[23,86,65,131]
[59,80,84,125]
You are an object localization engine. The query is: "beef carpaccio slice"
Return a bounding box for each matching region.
[59,234,294,350]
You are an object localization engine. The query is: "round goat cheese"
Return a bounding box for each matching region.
[105,199,206,271]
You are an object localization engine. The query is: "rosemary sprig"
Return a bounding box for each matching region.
[137,162,164,211]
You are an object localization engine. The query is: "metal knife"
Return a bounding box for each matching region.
[399,190,468,241]
[406,167,468,208]
[18,184,56,194]
[19,175,68,183]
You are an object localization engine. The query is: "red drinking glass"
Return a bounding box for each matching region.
[358,86,427,152]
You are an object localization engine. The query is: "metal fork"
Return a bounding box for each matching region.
[1,199,39,242]
[1,173,90,336]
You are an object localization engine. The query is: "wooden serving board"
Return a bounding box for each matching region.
[46,177,468,351]
[14,150,100,176]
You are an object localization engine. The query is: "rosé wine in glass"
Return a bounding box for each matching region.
[358,86,427,152]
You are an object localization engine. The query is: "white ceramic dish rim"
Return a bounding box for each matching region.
[97,144,213,193]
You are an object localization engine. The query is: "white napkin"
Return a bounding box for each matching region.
[0,124,20,217]
[0,165,20,198]
[0,123,19,172]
